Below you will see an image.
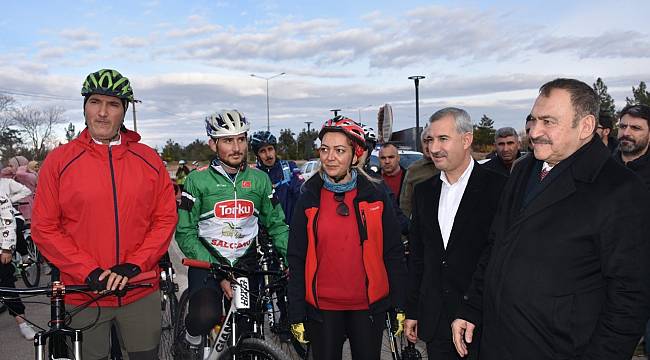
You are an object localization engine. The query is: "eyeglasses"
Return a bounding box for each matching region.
[334,192,349,216]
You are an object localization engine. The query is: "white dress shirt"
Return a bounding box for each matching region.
[438,158,474,249]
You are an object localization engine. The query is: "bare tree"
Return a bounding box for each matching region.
[0,95,16,131]
[12,105,66,160]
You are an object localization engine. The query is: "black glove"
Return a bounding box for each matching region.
[110,263,141,279]
[86,267,108,291]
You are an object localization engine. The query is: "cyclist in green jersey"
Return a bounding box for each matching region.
[175,110,289,346]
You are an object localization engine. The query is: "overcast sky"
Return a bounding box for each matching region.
[1,0,649,148]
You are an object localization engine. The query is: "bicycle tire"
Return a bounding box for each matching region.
[20,236,42,287]
[222,337,289,360]
[159,290,179,360]
[0,303,6,314]
[172,289,202,360]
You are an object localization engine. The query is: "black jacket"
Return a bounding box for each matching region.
[287,173,408,323]
[481,152,521,177]
[458,137,650,360]
[407,162,506,345]
[614,149,650,191]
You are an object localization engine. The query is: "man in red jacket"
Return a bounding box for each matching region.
[32,69,178,360]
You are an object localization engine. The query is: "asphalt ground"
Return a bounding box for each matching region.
[0,241,645,359]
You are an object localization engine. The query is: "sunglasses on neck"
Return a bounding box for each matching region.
[334,192,350,216]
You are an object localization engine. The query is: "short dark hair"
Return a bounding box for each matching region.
[539,78,600,127]
[495,127,518,142]
[620,104,650,126]
[380,142,399,151]
[525,114,533,124]
[598,111,613,130]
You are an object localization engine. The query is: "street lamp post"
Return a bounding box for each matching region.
[131,99,142,132]
[250,72,286,132]
[408,75,425,152]
[329,109,341,117]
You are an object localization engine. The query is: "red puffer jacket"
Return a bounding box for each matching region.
[32,129,177,306]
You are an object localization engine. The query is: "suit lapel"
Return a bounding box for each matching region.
[510,170,576,229]
[445,163,482,252]
[425,176,444,251]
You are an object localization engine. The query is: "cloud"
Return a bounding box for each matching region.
[112,36,150,48]
[167,24,220,38]
[60,28,99,41]
[532,30,650,59]
[36,47,67,59]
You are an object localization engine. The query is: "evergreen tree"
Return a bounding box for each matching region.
[297,128,318,160]
[473,114,496,151]
[277,128,298,159]
[593,78,616,118]
[626,81,650,106]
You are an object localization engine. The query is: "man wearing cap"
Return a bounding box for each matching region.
[250,130,304,225]
[32,69,177,359]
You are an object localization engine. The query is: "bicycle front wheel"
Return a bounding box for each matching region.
[223,337,290,360]
[159,290,179,360]
[20,237,42,287]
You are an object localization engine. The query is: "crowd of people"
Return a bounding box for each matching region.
[0,67,647,360]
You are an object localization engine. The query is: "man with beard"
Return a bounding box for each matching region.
[482,127,521,177]
[615,104,650,190]
[250,130,303,225]
[175,110,288,349]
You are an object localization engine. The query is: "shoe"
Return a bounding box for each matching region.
[18,322,36,340]
[185,330,202,347]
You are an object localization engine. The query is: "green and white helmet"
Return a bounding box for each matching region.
[205,110,250,138]
[81,69,134,102]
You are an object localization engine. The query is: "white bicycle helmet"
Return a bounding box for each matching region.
[205,110,250,138]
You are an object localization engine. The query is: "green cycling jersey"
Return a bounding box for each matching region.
[175,159,288,267]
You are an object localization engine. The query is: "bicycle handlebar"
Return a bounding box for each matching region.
[182,258,284,277]
[0,270,158,297]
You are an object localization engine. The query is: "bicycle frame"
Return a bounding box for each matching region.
[182,258,286,360]
[0,271,156,360]
[34,281,83,360]
[201,277,250,360]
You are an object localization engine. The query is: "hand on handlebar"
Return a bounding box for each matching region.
[220,279,233,300]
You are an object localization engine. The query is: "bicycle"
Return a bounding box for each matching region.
[174,258,289,360]
[256,230,309,359]
[13,220,44,288]
[159,252,180,360]
[384,312,424,360]
[0,270,157,360]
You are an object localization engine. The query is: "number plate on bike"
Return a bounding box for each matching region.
[232,277,250,309]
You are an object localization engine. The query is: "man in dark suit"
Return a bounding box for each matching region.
[404,107,507,359]
[452,78,650,360]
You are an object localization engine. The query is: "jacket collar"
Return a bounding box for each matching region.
[614,148,650,171]
[302,170,377,200]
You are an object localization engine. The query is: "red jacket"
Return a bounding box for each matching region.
[287,174,407,323]
[32,129,178,306]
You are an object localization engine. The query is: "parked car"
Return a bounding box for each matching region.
[300,160,320,180]
[368,149,423,172]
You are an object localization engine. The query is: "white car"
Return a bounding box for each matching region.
[369,149,424,172]
[300,160,320,180]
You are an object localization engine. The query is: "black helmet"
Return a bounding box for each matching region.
[250,131,277,154]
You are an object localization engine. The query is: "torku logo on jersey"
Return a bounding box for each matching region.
[214,200,254,219]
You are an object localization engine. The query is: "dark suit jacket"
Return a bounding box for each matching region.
[406,161,506,345]
[458,137,650,360]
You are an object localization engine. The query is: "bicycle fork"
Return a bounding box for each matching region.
[34,282,83,360]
